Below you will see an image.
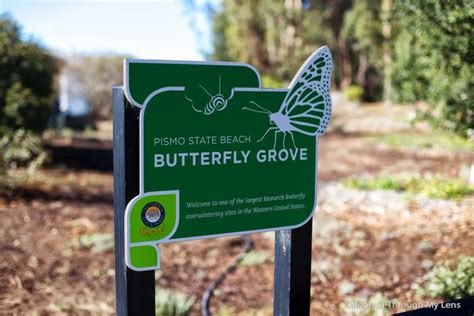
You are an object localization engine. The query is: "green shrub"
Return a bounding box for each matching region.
[3,82,53,133]
[0,15,58,133]
[0,15,57,174]
[155,289,194,316]
[419,256,474,300]
[343,174,473,200]
[343,85,364,102]
[0,129,48,173]
[392,1,473,137]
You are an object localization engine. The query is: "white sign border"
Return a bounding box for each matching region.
[123,47,332,270]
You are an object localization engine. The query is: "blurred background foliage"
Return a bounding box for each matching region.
[64,55,125,121]
[0,14,125,173]
[0,0,472,185]
[0,2,473,170]
[208,0,473,137]
[391,0,473,136]
[0,16,58,133]
[0,15,58,173]
[0,1,472,168]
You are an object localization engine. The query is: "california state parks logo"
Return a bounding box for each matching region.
[141,202,165,227]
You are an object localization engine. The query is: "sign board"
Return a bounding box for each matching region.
[123,46,332,271]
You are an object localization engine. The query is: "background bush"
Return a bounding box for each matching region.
[419,256,474,300]
[0,15,58,172]
[0,129,47,172]
[343,85,364,102]
[0,15,58,133]
[391,0,473,136]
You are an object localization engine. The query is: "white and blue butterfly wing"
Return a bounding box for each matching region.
[280,46,332,136]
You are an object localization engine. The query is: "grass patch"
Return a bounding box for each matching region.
[155,288,194,316]
[418,256,474,300]
[80,233,114,253]
[238,251,270,266]
[369,132,473,152]
[342,174,473,200]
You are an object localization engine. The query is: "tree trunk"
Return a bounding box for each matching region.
[382,0,392,106]
[338,33,352,89]
[356,51,368,88]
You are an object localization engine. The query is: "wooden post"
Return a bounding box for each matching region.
[113,87,156,316]
[274,219,313,315]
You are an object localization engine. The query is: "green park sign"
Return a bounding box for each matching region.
[123,47,333,271]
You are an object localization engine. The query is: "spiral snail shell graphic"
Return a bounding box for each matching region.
[185,75,234,115]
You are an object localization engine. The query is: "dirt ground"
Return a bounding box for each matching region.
[0,104,473,315]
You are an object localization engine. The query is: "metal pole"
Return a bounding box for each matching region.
[274,219,313,315]
[113,87,156,315]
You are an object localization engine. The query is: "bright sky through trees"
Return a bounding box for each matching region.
[0,0,211,60]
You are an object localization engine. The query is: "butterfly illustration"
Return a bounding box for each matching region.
[243,46,332,149]
[185,75,234,115]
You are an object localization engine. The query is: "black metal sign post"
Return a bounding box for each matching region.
[274,221,313,315]
[113,87,155,316]
[113,86,312,315]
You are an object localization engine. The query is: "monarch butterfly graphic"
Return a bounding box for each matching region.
[185,75,234,115]
[243,46,332,149]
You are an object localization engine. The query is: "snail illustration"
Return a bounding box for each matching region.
[185,75,234,115]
